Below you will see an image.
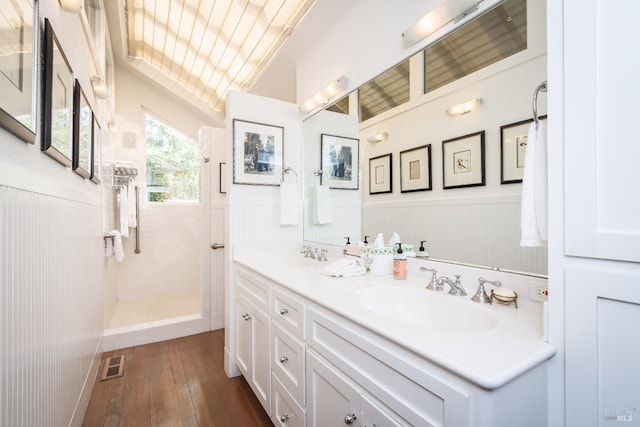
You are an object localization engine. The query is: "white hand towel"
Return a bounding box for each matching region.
[313,183,332,225]
[520,120,548,246]
[279,181,298,225]
[128,179,137,228]
[119,185,129,238]
[110,230,124,262]
[105,236,114,258]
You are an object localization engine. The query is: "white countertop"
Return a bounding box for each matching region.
[233,248,556,390]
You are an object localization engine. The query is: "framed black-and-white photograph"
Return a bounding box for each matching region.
[369,153,392,194]
[321,133,359,190]
[500,116,546,184]
[72,80,92,179]
[219,162,227,193]
[0,0,37,143]
[42,19,74,167]
[442,131,485,189]
[232,119,283,186]
[400,144,432,193]
[90,115,101,184]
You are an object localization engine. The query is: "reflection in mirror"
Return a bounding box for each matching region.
[303,0,547,275]
[303,109,360,246]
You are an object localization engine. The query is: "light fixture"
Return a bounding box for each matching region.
[59,0,82,12]
[402,0,480,46]
[299,76,348,114]
[107,121,118,133]
[91,76,109,99]
[446,98,482,116]
[367,132,388,143]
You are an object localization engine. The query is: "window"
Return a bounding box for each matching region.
[326,95,350,115]
[424,0,527,93]
[145,114,199,202]
[358,58,410,122]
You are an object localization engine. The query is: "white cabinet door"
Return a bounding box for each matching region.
[564,0,640,262]
[235,291,271,414]
[360,395,409,427]
[235,292,252,377]
[306,351,361,427]
[251,305,271,411]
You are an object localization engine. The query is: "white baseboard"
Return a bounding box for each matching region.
[69,335,102,427]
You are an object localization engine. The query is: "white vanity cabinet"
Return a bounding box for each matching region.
[235,269,272,415]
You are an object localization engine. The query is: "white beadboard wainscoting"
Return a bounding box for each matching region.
[0,185,103,427]
[363,194,548,275]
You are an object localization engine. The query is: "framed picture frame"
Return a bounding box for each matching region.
[369,153,392,194]
[400,144,432,193]
[72,80,92,179]
[219,162,227,193]
[442,131,485,189]
[232,119,283,186]
[0,0,37,144]
[41,19,74,167]
[500,116,547,184]
[320,133,359,190]
[90,115,102,184]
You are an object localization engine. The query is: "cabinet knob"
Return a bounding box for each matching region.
[344,413,357,424]
[242,313,251,321]
[279,307,289,315]
[280,414,290,423]
[279,355,289,363]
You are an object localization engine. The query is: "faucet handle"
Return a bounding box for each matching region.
[420,266,442,291]
[319,249,328,262]
[472,277,502,303]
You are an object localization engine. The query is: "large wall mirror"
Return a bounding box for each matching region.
[302,0,548,276]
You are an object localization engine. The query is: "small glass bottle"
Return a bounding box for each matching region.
[393,242,407,280]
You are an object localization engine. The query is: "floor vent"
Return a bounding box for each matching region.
[100,355,126,381]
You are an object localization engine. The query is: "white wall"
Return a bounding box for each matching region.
[0,3,114,426]
[224,91,303,377]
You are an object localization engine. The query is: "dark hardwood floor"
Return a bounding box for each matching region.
[83,330,272,427]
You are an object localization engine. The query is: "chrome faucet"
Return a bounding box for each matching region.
[437,274,467,296]
[420,266,442,291]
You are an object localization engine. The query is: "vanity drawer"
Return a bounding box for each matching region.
[306,305,471,427]
[272,321,306,405]
[236,266,270,311]
[272,374,306,427]
[271,287,305,339]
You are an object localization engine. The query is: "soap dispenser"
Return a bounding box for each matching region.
[343,237,351,255]
[416,240,429,258]
[393,242,407,280]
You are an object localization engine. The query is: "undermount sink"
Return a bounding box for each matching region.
[355,287,498,333]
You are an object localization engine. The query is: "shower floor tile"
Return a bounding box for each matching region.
[110,290,200,328]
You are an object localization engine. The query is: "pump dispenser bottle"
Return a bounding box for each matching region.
[343,237,351,255]
[393,242,407,280]
[416,240,429,258]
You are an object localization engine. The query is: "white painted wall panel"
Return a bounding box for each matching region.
[0,186,103,427]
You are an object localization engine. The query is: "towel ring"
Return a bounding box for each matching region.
[532,81,547,125]
[280,166,298,183]
[313,169,330,185]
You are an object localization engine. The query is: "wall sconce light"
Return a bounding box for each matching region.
[446,98,482,116]
[402,0,480,46]
[367,132,387,143]
[299,76,348,114]
[91,76,109,99]
[59,0,82,12]
[107,121,118,133]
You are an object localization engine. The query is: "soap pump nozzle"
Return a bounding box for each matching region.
[344,237,351,245]
[363,235,369,245]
